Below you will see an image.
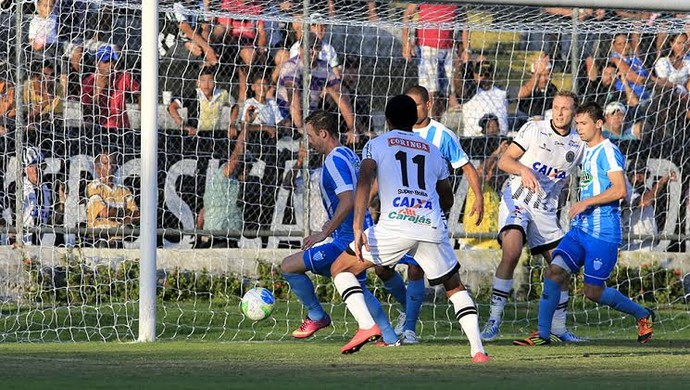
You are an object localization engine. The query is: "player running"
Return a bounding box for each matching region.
[279,111,399,346]
[329,95,488,362]
[514,101,654,346]
[375,85,484,344]
[481,91,587,342]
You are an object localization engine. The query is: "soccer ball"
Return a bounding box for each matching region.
[240,287,275,321]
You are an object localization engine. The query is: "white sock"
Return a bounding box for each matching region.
[551,290,569,336]
[334,272,375,329]
[449,290,485,357]
[488,277,512,321]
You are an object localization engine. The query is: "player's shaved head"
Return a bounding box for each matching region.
[405,85,430,104]
[386,94,417,131]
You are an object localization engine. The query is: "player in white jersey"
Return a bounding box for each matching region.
[329,95,489,362]
[482,91,587,342]
[374,85,484,344]
[514,101,654,346]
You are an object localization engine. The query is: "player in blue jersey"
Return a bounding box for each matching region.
[279,111,399,346]
[373,85,484,344]
[514,101,654,346]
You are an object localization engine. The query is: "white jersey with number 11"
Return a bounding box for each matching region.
[362,130,449,243]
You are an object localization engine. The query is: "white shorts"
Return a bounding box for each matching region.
[497,198,564,254]
[349,225,460,285]
[417,46,454,95]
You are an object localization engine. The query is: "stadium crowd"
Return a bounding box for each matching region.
[0,1,686,251]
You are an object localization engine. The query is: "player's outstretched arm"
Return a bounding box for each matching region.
[568,170,628,219]
[498,143,540,193]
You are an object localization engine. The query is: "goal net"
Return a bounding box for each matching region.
[0,0,689,342]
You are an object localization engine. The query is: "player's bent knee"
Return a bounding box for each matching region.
[583,283,604,302]
[280,252,305,274]
[408,264,425,280]
[544,264,569,284]
[375,265,393,280]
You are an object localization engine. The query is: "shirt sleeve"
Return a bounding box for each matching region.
[325,155,354,195]
[362,139,377,162]
[28,17,39,40]
[654,57,671,79]
[512,121,537,152]
[440,132,469,169]
[602,145,625,173]
[436,149,450,181]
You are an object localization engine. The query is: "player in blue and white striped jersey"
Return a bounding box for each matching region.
[515,101,654,346]
[374,85,484,345]
[279,111,398,345]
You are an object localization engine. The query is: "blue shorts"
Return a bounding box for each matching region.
[302,241,366,282]
[552,228,619,286]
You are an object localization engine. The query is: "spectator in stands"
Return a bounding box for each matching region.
[213,0,267,102]
[326,54,372,134]
[461,61,508,137]
[516,55,559,119]
[28,0,59,55]
[622,158,677,251]
[198,131,246,248]
[583,62,639,108]
[479,113,501,136]
[610,33,651,102]
[168,66,240,138]
[241,70,285,138]
[81,45,141,131]
[653,33,690,95]
[402,3,469,116]
[524,8,601,74]
[288,13,341,79]
[276,33,358,143]
[602,102,641,140]
[159,0,217,65]
[0,67,15,136]
[17,146,61,245]
[461,139,509,250]
[281,144,328,232]
[24,61,63,143]
[265,0,298,81]
[240,69,283,202]
[452,46,478,106]
[86,152,139,247]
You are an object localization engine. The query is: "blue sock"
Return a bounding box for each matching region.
[598,287,649,319]
[538,278,561,339]
[283,272,326,321]
[362,283,398,344]
[383,272,407,310]
[404,279,425,332]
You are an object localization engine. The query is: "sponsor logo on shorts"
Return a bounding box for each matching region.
[312,251,325,262]
[388,210,432,225]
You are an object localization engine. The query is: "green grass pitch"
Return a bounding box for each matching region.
[1,338,690,389]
